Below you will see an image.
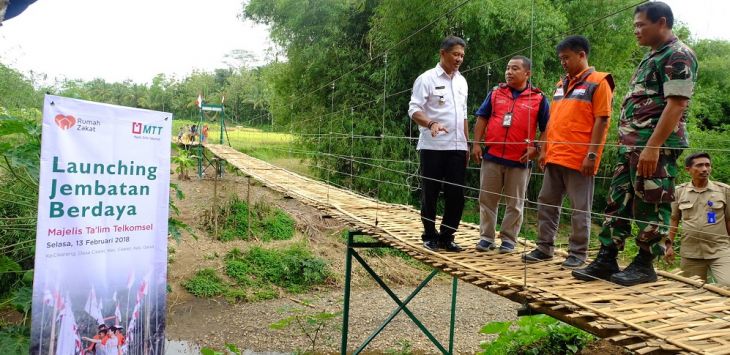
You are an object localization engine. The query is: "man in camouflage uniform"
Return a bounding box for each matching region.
[572,1,698,286]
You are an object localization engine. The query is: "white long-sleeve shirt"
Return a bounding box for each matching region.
[408,63,468,151]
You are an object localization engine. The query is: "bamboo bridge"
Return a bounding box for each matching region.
[205,143,730,355]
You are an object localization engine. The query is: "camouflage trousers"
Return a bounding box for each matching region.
[598,149,681,256]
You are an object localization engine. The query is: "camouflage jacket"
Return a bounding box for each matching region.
[618,36,698,152]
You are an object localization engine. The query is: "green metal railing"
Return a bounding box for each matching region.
[340,230,458,354]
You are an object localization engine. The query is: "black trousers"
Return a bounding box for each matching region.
[419,149,467,242]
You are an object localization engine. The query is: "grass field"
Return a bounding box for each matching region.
[173,119,310,177]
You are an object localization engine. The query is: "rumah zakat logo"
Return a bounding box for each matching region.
[54,114,76,130]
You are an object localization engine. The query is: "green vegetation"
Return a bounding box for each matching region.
[0,325,30,354]
[182,269,226,298]
[200,343,244,355]
[183,245,331,302]
[2,0,730,350]
[225,245,331,294]
[479,315,594,354]
[241,0,730,247]
[205,196,296,242]
[172,149,195,180]
[270,305,341,354]
[0,115,40,342]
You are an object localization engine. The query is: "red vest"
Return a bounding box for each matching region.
[483,84,543,162]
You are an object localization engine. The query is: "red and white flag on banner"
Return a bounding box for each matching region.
[84,286,105,325]
[127,272,135,289]
[56,296,82,355]
[127,302,140,343]
[196,94,203,108]
[42,290,54,307]
[114,303,122,326]
[137,272,151,302]
[54,292,65,317]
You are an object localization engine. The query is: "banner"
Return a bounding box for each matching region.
[30,95,171,355]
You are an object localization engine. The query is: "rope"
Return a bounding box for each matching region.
[375,53,389,226]
[238,0,477,128]
[252,144,730,246]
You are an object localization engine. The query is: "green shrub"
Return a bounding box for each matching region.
[182,269,225,297]
[260,209,296,241]
[479,315,594,355]
[208,197,296,242]
[0,325,30,354]
[225,244,331,293]
[225,259,253,285]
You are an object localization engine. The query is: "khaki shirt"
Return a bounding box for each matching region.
[671,180,730,258]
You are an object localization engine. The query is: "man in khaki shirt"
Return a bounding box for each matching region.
[667,152,730,285]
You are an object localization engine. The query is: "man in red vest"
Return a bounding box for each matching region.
[523,35,615,268]
[472,56,550,253]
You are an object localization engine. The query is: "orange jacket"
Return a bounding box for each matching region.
[544,68,614,174]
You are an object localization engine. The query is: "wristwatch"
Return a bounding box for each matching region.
[587,152,597,161]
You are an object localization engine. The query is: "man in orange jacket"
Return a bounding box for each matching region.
[523,35,615,267]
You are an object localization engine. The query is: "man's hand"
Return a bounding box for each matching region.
[663,239,675,264]
[538,149,546,171]
[519,146,538,164]
[430,122,448,137]
[581,156,596,176]
[637,146,660,177]
[472,145,483,165]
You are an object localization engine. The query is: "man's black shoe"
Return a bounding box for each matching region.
[610,250,657,286]
[522,249,553,263]
[423,240,440,251]
[572,244,619,281]
[561,255,585,268]
[442,241,463,252]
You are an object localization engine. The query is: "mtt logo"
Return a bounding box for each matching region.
[131,122,163,135]
[55,114,76,130]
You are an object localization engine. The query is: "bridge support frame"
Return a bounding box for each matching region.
[340,230,458,355]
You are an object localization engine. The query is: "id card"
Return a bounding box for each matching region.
[707,200,717,223]
[708,211,717,224]
[502,112,513,127]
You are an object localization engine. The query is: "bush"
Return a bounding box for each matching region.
[182,269,226,297]
[206,197,296,242]
[225,244,331,293]
[0,325,30,354]
[479,315,594,355]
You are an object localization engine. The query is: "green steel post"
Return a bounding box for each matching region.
[220,105,225,145]
[351,252,447,353]
[449,277,458,354]
[354,269,439,354]
[340,231,354,355]
[197,102,204,178]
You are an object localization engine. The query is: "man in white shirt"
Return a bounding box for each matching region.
[408,36,469,252]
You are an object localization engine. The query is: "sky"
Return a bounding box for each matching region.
[0,0,728,85]
[0,0,272,84]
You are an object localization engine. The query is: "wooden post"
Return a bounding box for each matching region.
[213,168,219,240]
[247,176,252,239]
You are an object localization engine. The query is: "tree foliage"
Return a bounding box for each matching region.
[243,0,650,205]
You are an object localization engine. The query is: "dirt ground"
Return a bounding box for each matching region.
[165,169,520,353]
[164,167,625,354]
